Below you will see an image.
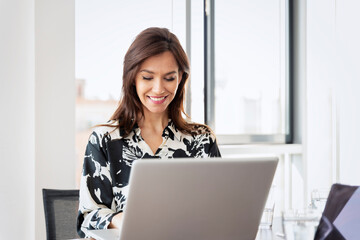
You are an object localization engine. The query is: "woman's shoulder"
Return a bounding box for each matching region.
[89,120,123,147]
[185,122,216,140]
[191,123,212,133]
[179,122,220,156]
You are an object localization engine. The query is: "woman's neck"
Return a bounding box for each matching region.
[138,109,169,133]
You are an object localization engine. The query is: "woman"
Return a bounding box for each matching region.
[77,27,221,237]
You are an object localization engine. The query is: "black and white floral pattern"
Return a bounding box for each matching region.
[77,119,221,237]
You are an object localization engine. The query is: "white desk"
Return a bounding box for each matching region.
[74,219,287,240]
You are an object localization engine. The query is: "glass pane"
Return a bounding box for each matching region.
[214,0,286,135]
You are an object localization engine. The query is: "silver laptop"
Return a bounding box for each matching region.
[87,157,278,240]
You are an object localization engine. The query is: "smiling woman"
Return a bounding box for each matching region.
[135,51,182,154]
[77,27,222,238]
[135,51,181,117]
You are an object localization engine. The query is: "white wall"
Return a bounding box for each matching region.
[305,0,360,203]
[305,0,336,197]
[0,0,35,239]
[35,0,76,239]
[335,0,360,185]
[0,0,75,239]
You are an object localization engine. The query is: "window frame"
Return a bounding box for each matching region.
[203,0,294,144]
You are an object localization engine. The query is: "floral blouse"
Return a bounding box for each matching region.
[77,119,221,237]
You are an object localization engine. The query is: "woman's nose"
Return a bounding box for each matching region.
[152,78,165,94]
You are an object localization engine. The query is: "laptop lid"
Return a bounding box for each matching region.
[119,157,278,240]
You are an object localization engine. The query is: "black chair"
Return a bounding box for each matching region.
[42,189,80,240]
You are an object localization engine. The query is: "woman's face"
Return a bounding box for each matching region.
[135,51,181,116]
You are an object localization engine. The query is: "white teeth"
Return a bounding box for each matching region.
[149,96,166,101]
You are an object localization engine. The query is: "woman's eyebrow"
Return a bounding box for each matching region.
[140,70,177,75]
[140,69,154,74]
[164,71,177,75]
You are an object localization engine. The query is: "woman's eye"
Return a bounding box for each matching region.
[165,77,175,81]
[142,76,153,80]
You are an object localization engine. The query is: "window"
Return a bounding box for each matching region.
[203,0,291,144]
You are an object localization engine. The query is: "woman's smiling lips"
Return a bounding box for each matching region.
[147,95,168,104]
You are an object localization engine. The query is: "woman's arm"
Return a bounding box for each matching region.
[77,131,119,237]
[109,212,124,229]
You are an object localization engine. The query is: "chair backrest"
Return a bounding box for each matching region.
[42,189,80,240]
[314,183,360,240]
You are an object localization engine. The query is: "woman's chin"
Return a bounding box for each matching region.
[144,106,169,115]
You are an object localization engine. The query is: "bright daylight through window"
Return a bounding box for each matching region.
[204,0,289,144]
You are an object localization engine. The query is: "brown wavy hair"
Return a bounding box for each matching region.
[106,27,209,137]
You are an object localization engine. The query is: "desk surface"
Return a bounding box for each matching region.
[71,230,283,240]
[70,220,285,240]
